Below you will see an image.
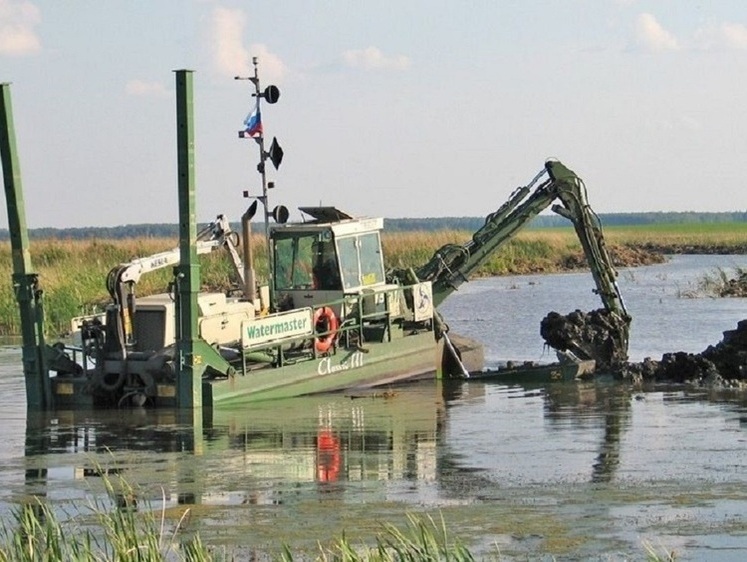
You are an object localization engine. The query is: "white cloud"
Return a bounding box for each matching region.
[125,80,169,98]
[0,0,41,56]
[210,7,285,83]
[694,21,747,51]
[342,47,411,71]
[720,22,747,49]
[634,13,679,52]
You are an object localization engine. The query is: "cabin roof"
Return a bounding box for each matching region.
[298,207,354,223]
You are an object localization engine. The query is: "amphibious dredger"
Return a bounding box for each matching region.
[0,68,629,411]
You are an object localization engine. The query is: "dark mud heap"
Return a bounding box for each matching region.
[540,308,630,372]
[541,309,747,386]
[537,255,746,384]
[623,319,747,385]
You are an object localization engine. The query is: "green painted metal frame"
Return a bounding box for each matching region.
[173,70,232,410]
[0,83,52,410]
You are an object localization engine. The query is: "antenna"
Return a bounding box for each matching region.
[235,58,285,304]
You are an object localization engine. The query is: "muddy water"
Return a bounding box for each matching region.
[1,255,747,560]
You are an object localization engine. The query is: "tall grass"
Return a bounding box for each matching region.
[382,230,585,276]
[599,222,747,250]
[0,235,268,336]
[0,223,742,336]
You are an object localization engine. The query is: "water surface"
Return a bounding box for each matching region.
[1,255,747,560]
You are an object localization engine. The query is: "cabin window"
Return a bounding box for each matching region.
[273,233,317,290]
[337,237,360,289]
[337,232,385,291]
[359,232,384,286]
[273,231,342,291]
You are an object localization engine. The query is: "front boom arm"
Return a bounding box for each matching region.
[415,160,629,330]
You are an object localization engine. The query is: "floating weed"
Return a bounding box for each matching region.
[674,281,700,299]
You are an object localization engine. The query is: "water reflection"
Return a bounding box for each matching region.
[20,385,445,509]
[543,382,632,484]
[21,380,641,508]
[439,380,634,487]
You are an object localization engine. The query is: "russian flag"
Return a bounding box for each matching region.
[239,101,262,139]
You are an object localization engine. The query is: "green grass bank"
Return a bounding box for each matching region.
[0,223,744,336]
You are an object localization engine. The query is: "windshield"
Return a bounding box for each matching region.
[273,231,341,291]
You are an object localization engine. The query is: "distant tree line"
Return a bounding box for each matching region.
[0,212,745,240]
[384,211,747,232]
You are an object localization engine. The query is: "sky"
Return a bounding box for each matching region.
[1,0,747,229]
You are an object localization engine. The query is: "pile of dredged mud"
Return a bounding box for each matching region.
[622,319,747,386]
[540,309,747,387]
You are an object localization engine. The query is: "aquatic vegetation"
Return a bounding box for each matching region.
[707,266,747,297]
[642,540,678,561]
[0,472,211,562]
[0,488,683,562]
[0,493,477,562]
[682,266,747,299]
[289,513,476,562]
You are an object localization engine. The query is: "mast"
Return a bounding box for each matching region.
[235,58,284,309]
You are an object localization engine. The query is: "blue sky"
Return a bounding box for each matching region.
[1,0,746,228]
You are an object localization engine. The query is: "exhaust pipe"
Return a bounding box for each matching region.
[242,201,258,306]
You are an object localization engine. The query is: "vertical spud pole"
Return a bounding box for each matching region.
[173,70,203,409]
[0,83,51,410]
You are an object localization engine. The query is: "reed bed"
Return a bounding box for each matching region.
[0,224,742,336]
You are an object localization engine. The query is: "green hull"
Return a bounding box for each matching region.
[206,331,444,406]
[50,330,484,409]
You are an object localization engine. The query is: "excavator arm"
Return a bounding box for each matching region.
[539,161,631,369]
[405,159,631,369]
[545,161,627,321]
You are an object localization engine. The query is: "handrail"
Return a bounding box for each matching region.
[236,282,426,374]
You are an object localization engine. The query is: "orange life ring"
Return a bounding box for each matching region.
[314,306,339,353]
